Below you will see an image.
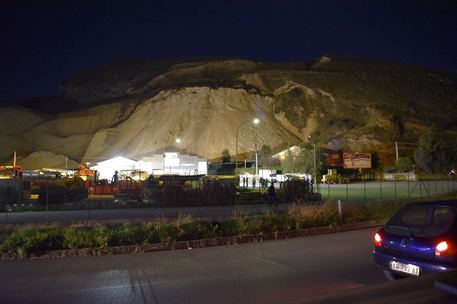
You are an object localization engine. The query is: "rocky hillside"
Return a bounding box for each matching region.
[2,55,457,168]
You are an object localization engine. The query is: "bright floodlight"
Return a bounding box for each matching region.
[253,118,260,124]
[175,138,181,143]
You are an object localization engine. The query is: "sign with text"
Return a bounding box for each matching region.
[343,153,371,169]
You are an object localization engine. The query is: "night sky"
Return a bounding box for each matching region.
[1,0,457,102]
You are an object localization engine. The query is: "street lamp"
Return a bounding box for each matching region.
[235,118,260,170]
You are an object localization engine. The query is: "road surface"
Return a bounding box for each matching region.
[0,228,385,304]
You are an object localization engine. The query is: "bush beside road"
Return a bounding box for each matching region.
[1,191,456,259]
[0,199,413,259]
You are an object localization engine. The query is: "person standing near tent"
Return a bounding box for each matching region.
[267,182,277,207]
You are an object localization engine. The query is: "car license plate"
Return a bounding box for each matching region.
[390,260,420,276]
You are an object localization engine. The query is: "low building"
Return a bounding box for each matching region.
[138,152,207,176]
[90,153,207,180]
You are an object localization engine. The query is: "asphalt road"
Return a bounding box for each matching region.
[0,228,386,304]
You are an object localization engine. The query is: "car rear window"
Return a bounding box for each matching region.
[386,205,456,237]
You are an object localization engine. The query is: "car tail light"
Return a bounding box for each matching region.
[435,241,455,257]
[374,232,382,247]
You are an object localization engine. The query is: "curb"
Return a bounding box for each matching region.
[0,219,386,260]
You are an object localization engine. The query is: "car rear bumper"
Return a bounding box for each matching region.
[373,249,455,276]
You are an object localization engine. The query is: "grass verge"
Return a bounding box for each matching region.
[1,193,456,258]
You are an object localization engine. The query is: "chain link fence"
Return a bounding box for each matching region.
[1,176,456,225]
[316,177,457,203]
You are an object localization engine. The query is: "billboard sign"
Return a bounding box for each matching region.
[343,153,371,169]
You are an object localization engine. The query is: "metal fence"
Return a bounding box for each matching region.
[316,177,457,203]
[1,176,456,225]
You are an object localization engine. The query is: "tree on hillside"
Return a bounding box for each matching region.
[295,143,315,173]
[414,129,450,173]
[281,149,296,173]
[260,144,272,155]
[281,144,322,176]
[395,157,413,172]
[259,144,278,167]
[221,149,231,163]
[371,152,381,171]
[448,138,457,170]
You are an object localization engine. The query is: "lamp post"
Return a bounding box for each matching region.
[235,118,260,170]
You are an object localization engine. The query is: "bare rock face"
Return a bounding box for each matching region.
[82,87,296,161]
[2,55,457,168]
[0,107,50,135]
[0,107,51,162]
[1,87,298,166]
[0,103,136,166]
[17,151,80,170]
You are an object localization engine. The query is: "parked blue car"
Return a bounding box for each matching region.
[373,200,457,280]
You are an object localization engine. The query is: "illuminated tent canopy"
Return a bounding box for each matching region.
[90,153,208,180]
[90,156,137,180]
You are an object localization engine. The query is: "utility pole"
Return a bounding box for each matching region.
[394,141,418,166]
[313,142,317,185]
[309,136,317,186]
[255,151,258,176]
[395,141,399,163]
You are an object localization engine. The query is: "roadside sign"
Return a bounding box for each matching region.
[343,153,371,169]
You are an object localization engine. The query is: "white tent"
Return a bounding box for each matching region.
[90,156,138,180]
